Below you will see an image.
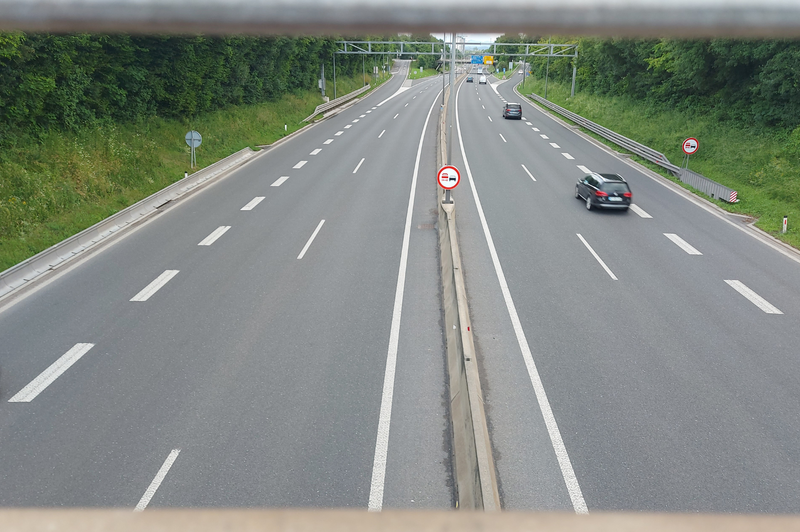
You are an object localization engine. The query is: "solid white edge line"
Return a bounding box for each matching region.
[241,196,265,211]
[130,270,180,301]
[379,130,386,138]
[197,226,231,246]
[271,176,290,187]
[664,233,702,255]
[297,220,325,260]
[293,160,307,169]
[576,234,618,281]
[134,449,181,512]
[368,87,443,513]
[521,164,537,182]
[353,158,365,174]
[9,343,95,402]
[725,280,783,314]
[456,81,589,514]
[629,204,652,219]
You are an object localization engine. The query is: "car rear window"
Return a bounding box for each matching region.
[509,104,521,110]
[601,182,630,193]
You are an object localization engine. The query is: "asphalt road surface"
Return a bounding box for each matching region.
[0,61,454,510]
[451,67,800,513]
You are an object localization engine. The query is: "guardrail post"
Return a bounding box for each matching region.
[783,216,788,234]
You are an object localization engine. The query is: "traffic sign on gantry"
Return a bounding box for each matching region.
[437,165,460,190]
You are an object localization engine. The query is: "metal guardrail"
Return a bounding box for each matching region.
[302,84,371,122]
[0,148,256,299]
[527,93,738,203]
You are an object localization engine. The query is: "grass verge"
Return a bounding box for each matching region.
[408,61,439,80]
[518,76,800,250]
[0,75,380,271]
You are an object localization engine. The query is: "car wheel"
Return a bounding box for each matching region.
[575,186,580,199]
[585,195,592,210]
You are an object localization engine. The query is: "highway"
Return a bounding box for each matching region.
[3,56,800,515]
[0,61,453,510]
[451,68,800,513]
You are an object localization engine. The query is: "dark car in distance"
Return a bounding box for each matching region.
[466,76,474,83]
[503,103,522,119]
[575,173,632,210]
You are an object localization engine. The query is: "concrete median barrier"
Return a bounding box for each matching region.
[437,73,500,511]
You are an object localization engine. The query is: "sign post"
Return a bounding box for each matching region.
[437,165,461,204]
[185,130,202,168]
[681,137,698,169]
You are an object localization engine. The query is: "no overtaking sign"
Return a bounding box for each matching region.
[682,137,699,155]
[437,165,460,190]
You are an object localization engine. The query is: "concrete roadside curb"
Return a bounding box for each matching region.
[437,72,501,511]
[512,82,800,265]
[0,147,260,303]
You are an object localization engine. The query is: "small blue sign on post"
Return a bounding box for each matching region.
[471,55,483,64]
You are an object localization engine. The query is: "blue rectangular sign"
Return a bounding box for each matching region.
[471,55,483,64]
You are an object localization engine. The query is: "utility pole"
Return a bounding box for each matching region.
[447,31,456,166]
[544,37,551,100]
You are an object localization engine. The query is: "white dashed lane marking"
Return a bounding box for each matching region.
[198,226,231,246]
[550,143,560,149]
[335,131,343,136]
[540,134,549,139]
[293,161,307,169]
[521,164,537,182]
[344,125,352,129]
[577,165,592,174]
[310,148,321,155]
[379,130,386,138]
[562,153,574,160]
[629,204,652,218]
[271,176,290,187]
[130,270,180,302]
[324,139,334,144]
[664,233,702,255]
[241,197,265,211]
[499,133,507,143]
[725,280,783,314]
[353,158,365,174]
[8,343,95,402]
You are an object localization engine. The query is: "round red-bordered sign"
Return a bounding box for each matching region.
[437,165,461,190]
[682,137,699,155]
